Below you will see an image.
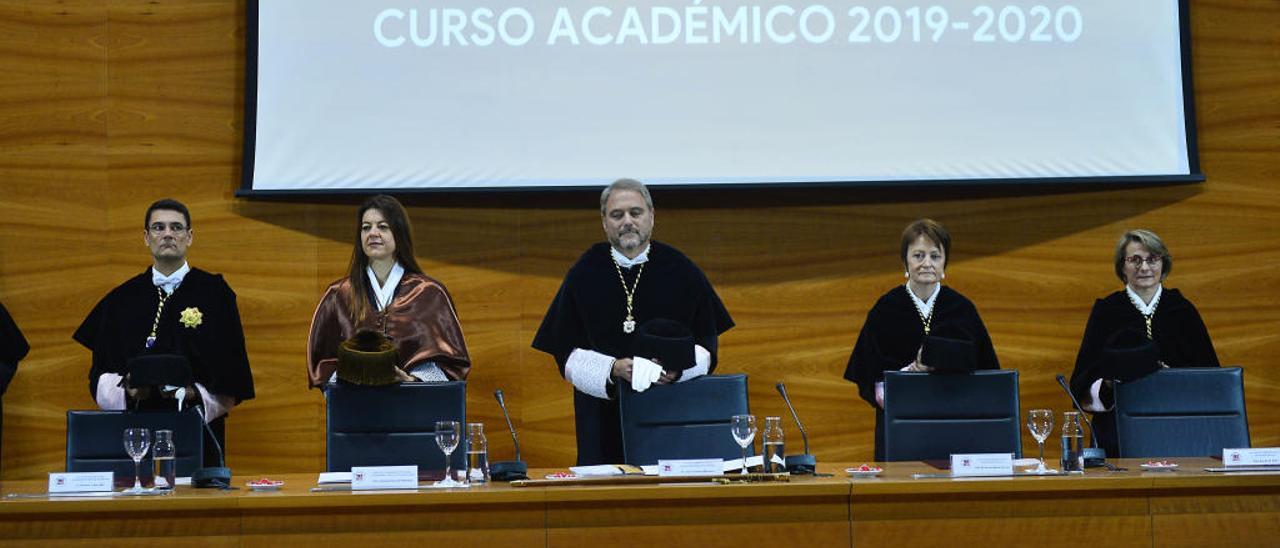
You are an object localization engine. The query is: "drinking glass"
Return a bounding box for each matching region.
[123,428,151,494]
[730,414,757,475]
[1027,409,1054,473]
[434,420,461,487]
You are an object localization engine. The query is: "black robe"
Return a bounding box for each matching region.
[532,241,734,465]
[73,268,256,467]
[843,285,1000,461]
[1068,288,1219,455]
[0,301,29,397]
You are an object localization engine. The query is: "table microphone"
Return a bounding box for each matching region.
[191,404,232,489]
[1055,374,1108,467]
[775,383,817,474]
[490,389,528,481]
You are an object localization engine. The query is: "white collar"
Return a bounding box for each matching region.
[152,262,191,296]
[905,282,940,317]
[366,262,405,312]
[1125,284,1162,316]
[611,244,650,268]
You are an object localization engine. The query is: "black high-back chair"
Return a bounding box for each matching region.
[66,409,204,476]
[618,374,751,466]
[1113,367,1249,458]
[325,381,466,472]
[883,370,1022,461]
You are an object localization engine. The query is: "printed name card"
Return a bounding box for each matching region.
[657,459,724,477]
[48,472,114,493]
[1223,448,1280,467]
[950,453,1014,477]
[351,465,419,490]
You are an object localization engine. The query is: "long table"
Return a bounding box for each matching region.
[1,459,1276,547]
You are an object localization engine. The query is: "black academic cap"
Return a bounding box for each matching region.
[336,328,402,386]
[920,329,978,374]
[631,318,696,373]
[126,353,193,388]
[1103,328,1162,383]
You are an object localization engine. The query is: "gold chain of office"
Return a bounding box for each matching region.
[145,287,172,348]
[1129,297,1158,340]
[612,260,645,334]
[907,285,934,335]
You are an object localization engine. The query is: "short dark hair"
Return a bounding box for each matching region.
[144,198,191,230]
[900,218,951,268]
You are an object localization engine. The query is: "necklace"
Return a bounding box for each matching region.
[907,285,933,335]
[1127,291,1159,340]
[146,287,172,348]
[612,260,645,333]
[914,303,933,335]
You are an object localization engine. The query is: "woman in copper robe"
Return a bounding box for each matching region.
[307,195,470,387]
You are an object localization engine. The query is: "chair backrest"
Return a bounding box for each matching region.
[325,381,466,472]
[1113,367,1249,458]
[66,409,204,476]
[618,374,751,466]
[883,370,1022,461]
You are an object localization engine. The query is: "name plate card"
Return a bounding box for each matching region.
[1223,448,1280,467]
[351,465,419,490]
[48,472,114,494]
[657,459,723,477]
[950,453,1015,477]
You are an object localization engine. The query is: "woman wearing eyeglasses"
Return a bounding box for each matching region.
[1068,229,1220,455]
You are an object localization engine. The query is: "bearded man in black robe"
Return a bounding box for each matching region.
[533,179,734,465]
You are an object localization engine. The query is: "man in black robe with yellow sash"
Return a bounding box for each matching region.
[73,199,254,467]
[533,179,734,466]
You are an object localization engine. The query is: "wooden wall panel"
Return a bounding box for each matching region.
[0,0,1275,477]
[0,0,110,475]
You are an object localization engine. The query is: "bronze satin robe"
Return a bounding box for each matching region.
[307,273,470,387]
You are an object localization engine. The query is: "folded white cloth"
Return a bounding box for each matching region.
[631,356,664,393]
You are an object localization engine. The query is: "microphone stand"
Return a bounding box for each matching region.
[1055,374,1107,468]
[775,383,817,474]
[191,404,232,489]
[489,389,528,481]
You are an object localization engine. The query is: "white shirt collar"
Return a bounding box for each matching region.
[1125,284,1163,316]
[152,262,190,295]
[366,262,405,312]
[905,282,940,317]
[611,244,651,268]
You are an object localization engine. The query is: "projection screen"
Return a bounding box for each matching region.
[241,0,1200,193]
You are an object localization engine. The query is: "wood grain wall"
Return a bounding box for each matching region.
[1,0,1276,478]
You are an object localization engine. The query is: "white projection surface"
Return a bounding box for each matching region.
[246,0,1195,192]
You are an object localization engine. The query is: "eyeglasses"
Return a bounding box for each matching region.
[1124,255,1163,268]
[148,222,188,234]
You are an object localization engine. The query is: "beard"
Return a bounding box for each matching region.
[610,228,647,252]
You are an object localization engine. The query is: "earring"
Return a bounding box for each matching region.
[904,271,909,279]
[941,272,946,280]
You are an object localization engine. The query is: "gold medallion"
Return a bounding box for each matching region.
[613,259,645,334]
